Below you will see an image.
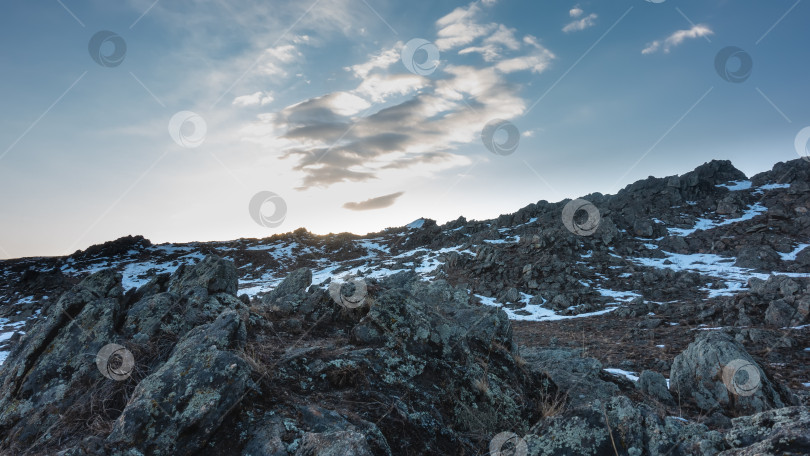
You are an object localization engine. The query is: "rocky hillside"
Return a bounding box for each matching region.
[0,158,809,455]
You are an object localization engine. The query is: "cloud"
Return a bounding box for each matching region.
[233,91,274,107]
[642,24,713,54]
[459,24,521,61]
[258,43,303,77]
[245,64,523,189]
[354,73,427,103]
[569,6,584,18]
[563,13,597,32]
[239,0,555,190]
[495,50,555,74]
[347,46,401,79]
[435,2,497,51]
[343,191,404,211]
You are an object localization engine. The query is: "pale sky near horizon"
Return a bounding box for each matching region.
[1,0,809,259]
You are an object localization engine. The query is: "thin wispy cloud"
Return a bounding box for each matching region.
[642,24,713,55]
[232,91,274,107]
[343,191,404,211]
[563,5,597,33]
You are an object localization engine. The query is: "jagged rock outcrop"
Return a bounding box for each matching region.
[0,259,561,455]
[525,395,724,456]
[719,406,810,455]
[105,309,251,455]
[0,255,250,455]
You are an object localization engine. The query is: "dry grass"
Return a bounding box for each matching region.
[473,377,490,394]
[536,382,568,419]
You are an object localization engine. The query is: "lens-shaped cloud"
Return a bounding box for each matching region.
[249,191,287,228]
[722,358,761,397]
[328,274,368,309]
[482,119,520,156]
[562,199,601,236]
[715,46,753,83]
[88,31,127,68]
[795,127,810,162]
[401,38,440,76]
[489,431,528,456]
[96,343,135,381]
[168,111,207,148]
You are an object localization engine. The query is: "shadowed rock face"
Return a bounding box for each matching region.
[0,255,252,455]
[0,258,560,455]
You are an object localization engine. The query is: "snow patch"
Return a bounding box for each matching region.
[596,288,641,303]
[667,203,767,236]
[716,180,752,191]
[475,294,617,322]
[757,183,790,191]
[406,219,425,229]
[632,251,810,297]
[779,244,810,262]
[604,368,639,382]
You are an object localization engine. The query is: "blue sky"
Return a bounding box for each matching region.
[0,0,808,258]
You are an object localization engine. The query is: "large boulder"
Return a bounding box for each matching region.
[261,267,313,316]
[637,370,674,405]
[669,331,785,416]
[520,347,619,407]
[168,254,239,295]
